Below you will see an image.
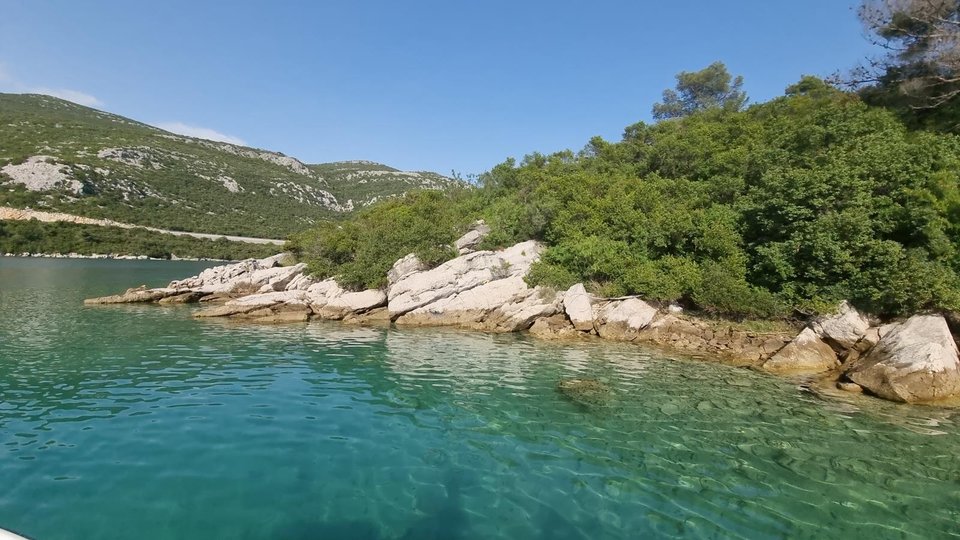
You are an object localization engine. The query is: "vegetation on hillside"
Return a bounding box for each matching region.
[293,70,960,320]
[0,94,457,240]
[0,220,278,260]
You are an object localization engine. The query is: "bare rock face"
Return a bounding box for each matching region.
[306,279,387,320]
[762,327,839,375]
[812,301,871,352]
[252,263,307,293]
[395,275,559,332]
[845,315,960,403]
[563,283,594,331]
[595,298,658,341]
[454,220,491,254]
[387,241,542,317]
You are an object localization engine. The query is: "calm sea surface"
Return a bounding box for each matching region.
[0,257,958,539]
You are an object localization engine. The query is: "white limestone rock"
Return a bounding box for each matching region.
[563,283,594,331]
[387,241,543,317]
[845,315,960,403]
[812,301,871,352]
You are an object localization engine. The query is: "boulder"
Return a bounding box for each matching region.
[454,220,491,254]
[845,315,960,403]
[761,327,839,375]
[529,314,582,340]
[595,298,658,341]
[812,301,870,352]
[388,241,543,316]
[387,253,425,292]
[563,283,594,331]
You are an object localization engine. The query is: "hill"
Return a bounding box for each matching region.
[0,93,458,239]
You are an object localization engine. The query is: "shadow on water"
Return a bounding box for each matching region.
[271,468,594,540]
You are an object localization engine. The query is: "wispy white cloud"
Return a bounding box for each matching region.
[0,62,104,107]
[27,87,103,107]
[153,121,247,146]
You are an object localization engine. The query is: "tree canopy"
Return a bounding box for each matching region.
[848,0,960,128]
[651,61,748,120]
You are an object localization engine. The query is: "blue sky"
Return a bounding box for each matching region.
[1,1,878,175]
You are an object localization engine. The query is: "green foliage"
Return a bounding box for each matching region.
[289,190,475,290]
[298,75,960,319]
[0,219,278,260]
[652,62,748,120]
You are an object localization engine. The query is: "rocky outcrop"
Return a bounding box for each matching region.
[168,255,290,293]
[762,327,839,375]
[812,301,871,352]
[392,242,557,331]
[563,284,594,331]
[388,241,542,317]
[397,276,559,332]
[844,315,960,403]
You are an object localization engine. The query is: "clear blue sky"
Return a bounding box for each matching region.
[0,0,877,176]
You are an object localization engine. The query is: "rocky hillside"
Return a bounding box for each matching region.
[310,161,460,208]
[0,93,459,238]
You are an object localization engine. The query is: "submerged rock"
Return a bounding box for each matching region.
[762,327,839,375]
[556,378,612,406]
[845,315,960,403]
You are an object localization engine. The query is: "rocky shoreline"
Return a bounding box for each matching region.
[3,252,231,262]
[85,226,960,406]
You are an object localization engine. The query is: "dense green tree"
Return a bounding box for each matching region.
[651,62,748,120]
[296,76,960,320]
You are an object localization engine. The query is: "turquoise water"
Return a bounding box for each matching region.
[0,258,958,539]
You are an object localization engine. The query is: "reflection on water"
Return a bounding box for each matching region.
[1,257,959,540]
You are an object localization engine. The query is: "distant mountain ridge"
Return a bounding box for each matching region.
[0,93,461,238]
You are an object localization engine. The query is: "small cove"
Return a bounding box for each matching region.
[0,257,958,539]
